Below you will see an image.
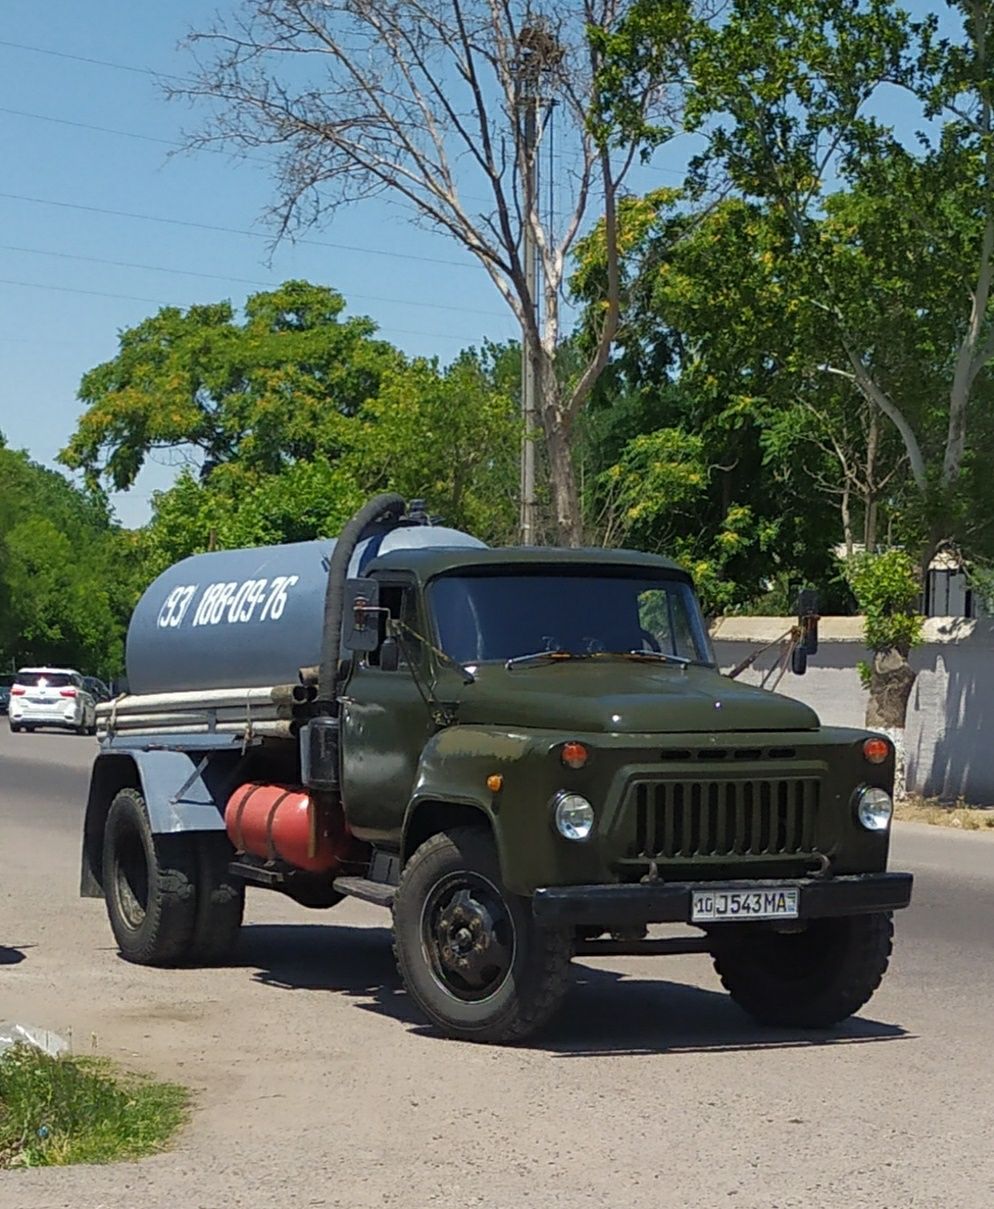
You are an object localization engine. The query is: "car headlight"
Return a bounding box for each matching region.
[855,786,893,831]
[552,791,595,841]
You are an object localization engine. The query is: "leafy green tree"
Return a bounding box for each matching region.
[63,290,522,576]
[0,442,138,674]
[139,349,520,576]
[62,282,402,492]
[598,0,994,574]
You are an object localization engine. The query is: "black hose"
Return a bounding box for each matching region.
[317,492,406,709]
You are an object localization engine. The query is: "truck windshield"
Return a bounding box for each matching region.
[428,570,714,667]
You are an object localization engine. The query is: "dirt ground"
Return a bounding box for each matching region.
[2,728,994,1208]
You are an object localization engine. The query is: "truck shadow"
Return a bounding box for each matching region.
[239,924,910,1057]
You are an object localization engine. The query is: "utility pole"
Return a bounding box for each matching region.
[515,22,560,547]
[520,91,539,547]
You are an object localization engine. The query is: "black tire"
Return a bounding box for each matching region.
[710,912,894,1029]
[9,722,21,734]
[393,827,572,1043]
[187,833,245,965]
[102,788,199,966]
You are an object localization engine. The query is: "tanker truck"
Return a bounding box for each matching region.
[80,494,912,1042]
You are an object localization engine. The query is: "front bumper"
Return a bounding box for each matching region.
[531,871,913,927]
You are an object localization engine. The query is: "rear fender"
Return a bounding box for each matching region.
[80,749,227,897]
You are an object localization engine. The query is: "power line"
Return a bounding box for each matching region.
[0,37,172,80]
[0,105,189,150]
[0,37,685,182]
[0,105,502,205]
[0,277,176,307]
[0,242,508,317]
[0,277,506,343]
[0,190,479,268]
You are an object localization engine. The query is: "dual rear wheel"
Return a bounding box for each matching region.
[103,788,244,966]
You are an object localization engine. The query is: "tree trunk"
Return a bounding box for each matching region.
[543,418,582,546]
[864,407,879,552]
[537,348,582,546]
[841,479,854,558]
[865,648,916,800]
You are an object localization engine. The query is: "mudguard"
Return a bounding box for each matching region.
[80,747,228,897]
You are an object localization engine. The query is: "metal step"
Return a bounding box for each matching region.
[229,860,287,887]
[333,875,396,909]
[574,936,711,958]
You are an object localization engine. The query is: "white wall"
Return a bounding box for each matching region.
[711,617,994,804]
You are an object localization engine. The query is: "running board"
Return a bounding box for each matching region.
[574,937,710,958]
[333,875,396,909]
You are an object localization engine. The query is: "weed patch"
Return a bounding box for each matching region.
[0,1044,187,1168]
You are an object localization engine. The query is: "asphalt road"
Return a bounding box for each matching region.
[2,726,993,1208]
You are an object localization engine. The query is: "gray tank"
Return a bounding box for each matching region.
[126,526,485,695]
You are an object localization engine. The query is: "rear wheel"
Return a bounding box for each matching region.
[102,788,198,966]
[393,827,572,1043]
[709,912,894,1028]
[187,834,244,964]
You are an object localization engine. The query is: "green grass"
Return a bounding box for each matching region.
[0,1044,188,1168]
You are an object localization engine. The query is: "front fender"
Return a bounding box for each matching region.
[407,726,603,896]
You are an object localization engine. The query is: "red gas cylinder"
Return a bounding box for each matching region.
[225,783,352,873]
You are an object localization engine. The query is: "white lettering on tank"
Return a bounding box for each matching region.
[171,574,301,628]
[156,584,198,628]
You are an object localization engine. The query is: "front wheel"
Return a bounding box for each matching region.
[710,912,894,1029]
[393,827,572,1043]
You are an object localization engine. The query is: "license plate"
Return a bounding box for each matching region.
[691,887,799,922]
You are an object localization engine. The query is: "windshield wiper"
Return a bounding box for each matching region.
[505,651,591,671]
[615,649,692,667]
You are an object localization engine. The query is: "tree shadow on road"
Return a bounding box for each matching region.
[238,923,911,1057]
[0,945,28,966]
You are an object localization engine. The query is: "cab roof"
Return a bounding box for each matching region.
[367,544,688,581]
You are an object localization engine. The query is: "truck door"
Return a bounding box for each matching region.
[339,580,435,845]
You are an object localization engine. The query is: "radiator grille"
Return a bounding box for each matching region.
[630,779,820,859]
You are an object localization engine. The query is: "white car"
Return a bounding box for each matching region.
[8,667,98,735]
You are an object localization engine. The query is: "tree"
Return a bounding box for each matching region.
[171,0,694,544]
[139,347,520,574]
[63,290,522,574]
[600,0,994,569]
[590,0,994,738]
[572,196,848,612]
[0,443,137,674]
[62,281,402,491]
[846,550,924,794]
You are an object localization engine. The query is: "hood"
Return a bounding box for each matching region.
[451,661,819,734]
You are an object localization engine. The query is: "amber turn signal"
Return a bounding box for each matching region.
[486,774,504,793]
[863,737,890,765]
[561,741,589,770]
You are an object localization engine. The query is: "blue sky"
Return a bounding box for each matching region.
[0,1,957,529]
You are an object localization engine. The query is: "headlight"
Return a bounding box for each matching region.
[855,786,893,831]
[552,791,595,841]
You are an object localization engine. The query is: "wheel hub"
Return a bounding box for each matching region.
[423,877,515,1002]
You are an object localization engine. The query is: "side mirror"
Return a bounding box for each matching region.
[795,588,819,655]
[342,577,382,653]
[380,637,400,672]
[791,644,808,676]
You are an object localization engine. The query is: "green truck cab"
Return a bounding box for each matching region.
[82,496,911,1042]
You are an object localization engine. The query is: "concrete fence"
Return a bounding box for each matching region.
[711,616,994,804]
